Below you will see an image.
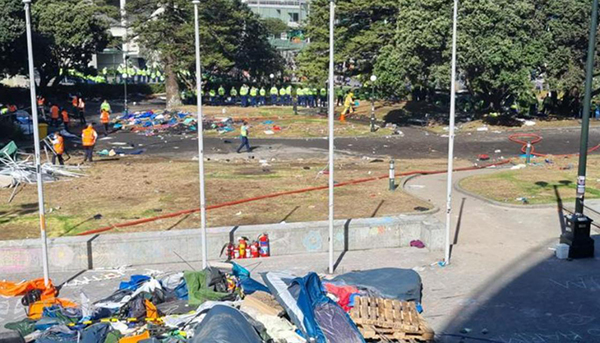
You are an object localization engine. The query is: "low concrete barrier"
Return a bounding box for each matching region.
[0,214,444,274]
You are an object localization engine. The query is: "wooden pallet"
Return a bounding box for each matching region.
[349,296,434,342]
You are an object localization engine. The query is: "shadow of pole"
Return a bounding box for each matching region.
[449,197,467,259]
[554,185,566,234]
[333,219,351,272]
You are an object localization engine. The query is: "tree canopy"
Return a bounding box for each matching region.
[0,0,113,87]
[127,0,282,109]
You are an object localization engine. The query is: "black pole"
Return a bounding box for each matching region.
[575,0,599,214]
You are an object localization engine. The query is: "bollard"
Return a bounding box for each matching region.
[389,159,395,191]
[526,141,532,164]
[370,96,376,132]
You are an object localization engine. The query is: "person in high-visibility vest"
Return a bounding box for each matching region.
[319,88,327,108]
[61,108,70,132]
[270,86,278,106]
[230,87,238,105]
[297,87,305,107]
[302,86,311,108]
[236,121,251,153]
[279,87,286,106]
[37,95,46,118]
[311,87,318,108]
[341,90,355,121]
[240,85,249,107]
[209,89,216,105]
[250,86,258,107]
[100,109,110,136]
[336,87,345,107]
[51,132,65,166]
[81,124,98,163]
[218,86,225,106]
[50,103,60,127]
[71,95,79,114]
[78,98,87,125]
[259,87,266,106]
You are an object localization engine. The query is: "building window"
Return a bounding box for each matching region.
[289,12,299,23]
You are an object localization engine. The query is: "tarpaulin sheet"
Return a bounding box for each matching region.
[190,305,262,343]
[184,271,228,306]
[332,268,422,302]
[263,272,365,343]
[0,279,57,300]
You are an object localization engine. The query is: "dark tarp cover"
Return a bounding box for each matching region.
[332,268,422,302]
[190,305,262,343]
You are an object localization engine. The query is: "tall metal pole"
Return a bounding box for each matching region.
[121,0,128,115]
[327,0,335,274]
[23,0,50,286]
[444,0,459,265]
[575,0,599,215]
[194,0,208,269]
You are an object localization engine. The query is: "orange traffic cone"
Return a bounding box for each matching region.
[340,113,346,122]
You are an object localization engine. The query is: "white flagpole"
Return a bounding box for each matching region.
[193,0,208,269]
[328,0,335,274]
[23,0,50,286]
[445,0,459,265]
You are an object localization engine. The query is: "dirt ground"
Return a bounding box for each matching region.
[0,155,475,240]
[459,155,600,205]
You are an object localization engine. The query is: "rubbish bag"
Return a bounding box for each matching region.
[190,305,263,343]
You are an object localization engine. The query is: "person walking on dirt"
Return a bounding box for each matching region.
[100,99,111,114]
[100,108,110,136]
[50,103,60,127]
[51,132,65,166]
[61,108,70,132]
[78,97,87,125]
[82,124,98,163]
[341,90,355,121]
[236,121,251,153]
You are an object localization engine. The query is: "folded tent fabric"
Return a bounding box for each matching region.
[323,283,360,312]
[0,278,57,300]
[183,270,229,306]
[119,275,151,291]
[118,331,150,343]
[28,298,78,320]
[231,263,270,295]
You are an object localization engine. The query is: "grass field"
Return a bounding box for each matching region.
[459,156,600,205]
[0,156,473,240]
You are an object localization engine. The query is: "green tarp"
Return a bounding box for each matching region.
[184,270,228,306]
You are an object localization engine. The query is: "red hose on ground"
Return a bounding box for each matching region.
[508,133,600,157]
[76,159,510,236]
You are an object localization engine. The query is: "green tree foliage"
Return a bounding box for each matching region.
[128,0,281,109]
[298,0,398,84]
[262,17,289,37]
[0,0,112,87]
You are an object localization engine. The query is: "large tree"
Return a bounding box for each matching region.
[297,0,398,84]
[128,0,281,109]
[0,0,112,87]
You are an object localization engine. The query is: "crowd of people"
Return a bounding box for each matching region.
[181,84,358,110]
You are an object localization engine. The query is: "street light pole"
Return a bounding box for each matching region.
[560,0,598,259]
[444,0,459,265]
[23,0,50,286]
[124,57,129,115]
[193,0,208,269]
[327,0,335,274]
[370,75,377,132]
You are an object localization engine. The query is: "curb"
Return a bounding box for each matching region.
[400,174,441,215]
[453,176,556,209]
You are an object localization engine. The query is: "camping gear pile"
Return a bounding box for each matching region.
[113,111,203,137]
[1,266,434,342]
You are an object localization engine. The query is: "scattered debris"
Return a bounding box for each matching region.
[476,126,488,132]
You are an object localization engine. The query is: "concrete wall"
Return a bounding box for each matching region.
[0,214,444,274]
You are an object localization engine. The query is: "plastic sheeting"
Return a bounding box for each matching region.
[263,272,365,343]
[190,305,262,343]
[332,268,422,302]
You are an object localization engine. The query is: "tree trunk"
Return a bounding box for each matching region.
[164,58,181,110]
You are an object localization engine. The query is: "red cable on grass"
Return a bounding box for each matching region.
[508,133,600,157]
[76,159,511,236]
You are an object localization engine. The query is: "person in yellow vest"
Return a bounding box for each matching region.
[61,108,70,132]
[270,86,278,105]
[51,132,65,166]
[341,90,355,121]
[100,109,110,136]
[236,121,251,153]
[82,124,98,163]
[279,86,286,106]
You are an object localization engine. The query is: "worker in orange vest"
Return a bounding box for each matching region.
[50,103,60,127]
[37,96,46,117]
[81,124,98,163]
[61,108,70,132]
[50,132,65,165]
[100,109,110,136]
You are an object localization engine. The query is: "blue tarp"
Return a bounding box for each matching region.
[263,272,364,343]
[119,275,150,291]
[231,263,270,295]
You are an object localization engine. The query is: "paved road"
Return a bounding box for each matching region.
[97,125,600,160]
